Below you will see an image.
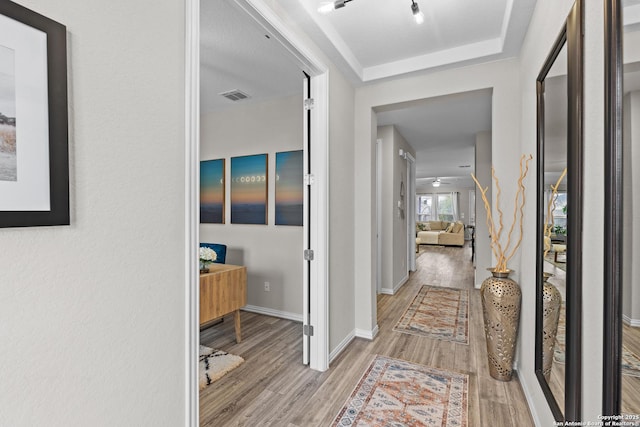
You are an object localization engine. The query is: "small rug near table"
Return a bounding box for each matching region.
[199,345,244,390]
[394,285,469,344]
[553,306,640,377]
[331,355,468,427]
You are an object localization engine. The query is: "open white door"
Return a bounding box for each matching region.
[406,153,416,272]
[302,74,311,365]
[376,139,382,293]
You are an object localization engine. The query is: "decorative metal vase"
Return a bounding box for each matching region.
[541,272,562,381]
[480,268,521,381]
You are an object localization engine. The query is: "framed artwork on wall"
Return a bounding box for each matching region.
[200,158,225,224]
[0,1,69,228]
[275,150,303,226]
[230,154,267,224]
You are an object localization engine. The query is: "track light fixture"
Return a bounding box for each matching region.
[318,0,351,14]
[318,0,425,25]
[411,0,425,24]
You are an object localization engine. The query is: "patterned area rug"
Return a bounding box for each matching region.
[199,345,244,390]
[394,285,469,344]
[331,355,468,427]
[553,306,640,377]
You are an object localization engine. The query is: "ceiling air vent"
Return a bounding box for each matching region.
[219,89,250,102]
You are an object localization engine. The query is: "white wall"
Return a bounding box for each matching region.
[623,91,640,324]
[517,0,606,424]
[377,125,415,294]
[251,0,357,355]
[327,64,356,351]
[354,59,522,336]
[200,95,304,319]
[0,1,186,426]
[475,131,492,287]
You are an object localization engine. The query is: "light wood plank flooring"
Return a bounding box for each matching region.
[200,243,534,426]
[622,323,640,416]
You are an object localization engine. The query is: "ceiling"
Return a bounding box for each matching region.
[278,0,536,83]
[200,0,302,113]
[377,89,492,188]
[200,0,537,185]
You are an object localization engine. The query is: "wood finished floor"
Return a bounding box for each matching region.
[622,323,640,416]
[199,243,535,426]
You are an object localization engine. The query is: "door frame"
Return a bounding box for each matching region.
[405,152,416,272]
[376,139,383,293]
[184,0,330,424]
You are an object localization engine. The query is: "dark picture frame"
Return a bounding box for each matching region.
[602,0,623,417]
[534,0,583,422]
[0,1,69,228]
[275,150,303,226]
[230,154,268,225]
[200,159,225,224]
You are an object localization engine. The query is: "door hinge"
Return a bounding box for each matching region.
[303,324,314,336]
[304,174,315,185]
[304,98,314,110]
[304,249,314,261]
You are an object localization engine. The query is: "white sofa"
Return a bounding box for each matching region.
[416,220,465,248]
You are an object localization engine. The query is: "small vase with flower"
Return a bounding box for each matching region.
[199,247,217,273]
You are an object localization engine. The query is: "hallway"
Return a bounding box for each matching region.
[200,243,534,426]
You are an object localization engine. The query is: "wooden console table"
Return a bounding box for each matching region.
[200,264,247,343]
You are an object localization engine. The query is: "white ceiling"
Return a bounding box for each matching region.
[279,0,536,83]
[200,0,537,184]
[200,0,302,113]
[377,89,492,188]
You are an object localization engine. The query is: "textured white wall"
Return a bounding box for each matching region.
[377,125,415,294]
[517,0,605,424]
[200,95,304,318]
[354,59,522,335]
[327,64,356,351]
[378,126,395,292]
[0,1,186,426]
[226,0,357,355]
[474,131,492,288]
[391,127,415,289]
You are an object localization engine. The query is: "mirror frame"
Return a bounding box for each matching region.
[602,0,623,416]
[534,0,584,422]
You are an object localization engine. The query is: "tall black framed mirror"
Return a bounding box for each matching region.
[603,0,640,418]
[535,0,583,422]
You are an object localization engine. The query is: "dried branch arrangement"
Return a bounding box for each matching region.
[543,167,567,258]
[471,154,533,272]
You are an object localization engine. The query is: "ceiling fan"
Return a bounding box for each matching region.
[429,177,451,187]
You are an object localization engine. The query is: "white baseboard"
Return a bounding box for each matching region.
[623,314,640,327]
[474,269,482,289]
[329,330,356,364]
[380,273,410,295]
[242,305,303,322]
[515,368,544,427]
[355,324,379,340]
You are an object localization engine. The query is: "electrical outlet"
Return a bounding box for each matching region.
[264,282,270,292]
